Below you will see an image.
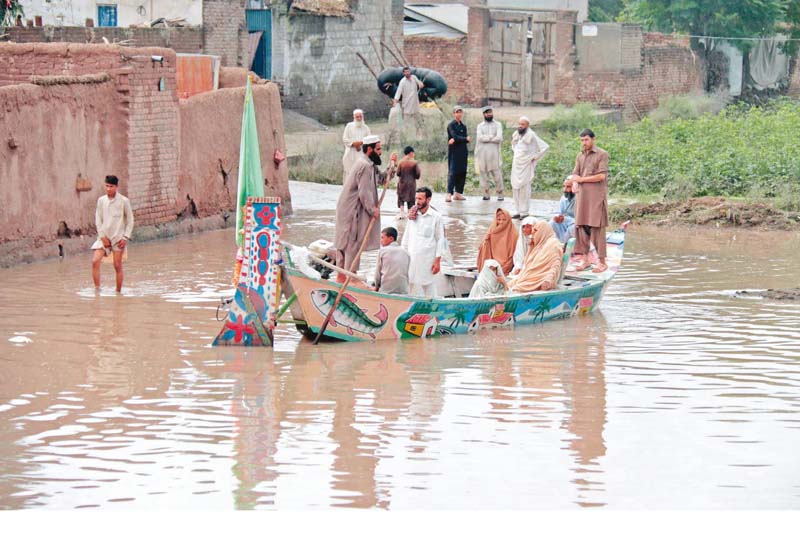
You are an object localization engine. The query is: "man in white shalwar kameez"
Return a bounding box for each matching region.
[510,116,549,219]
[342,109,371,183]
[401,187,446,297]
[394,67,424,133]
[475,106,504,200]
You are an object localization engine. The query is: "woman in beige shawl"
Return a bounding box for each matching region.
[477,208,518,275]
[508,221,562,292]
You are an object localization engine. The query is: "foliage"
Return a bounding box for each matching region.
[1,0,24,27]
[622,0,795,54]
[532,97,800,201]
[588,0,625,22]
[289,141,344,184]
[647,93,727,122]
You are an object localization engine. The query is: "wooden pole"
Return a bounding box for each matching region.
[354,51,379,79]
[369,36,387,70]
[313,161,396,344]
[390,36,411,67]
[379,39,405,67]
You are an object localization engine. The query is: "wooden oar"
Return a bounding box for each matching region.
[313,161,396,344]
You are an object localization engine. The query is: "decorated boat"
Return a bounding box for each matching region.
[213,197,628,346]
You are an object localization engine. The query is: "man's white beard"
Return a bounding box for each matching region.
[353,120,364,129]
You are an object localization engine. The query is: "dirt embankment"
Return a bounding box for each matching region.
[610,197,800,230]
[736,288,800,301]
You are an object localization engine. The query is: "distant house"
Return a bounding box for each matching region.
[19,0,202,27]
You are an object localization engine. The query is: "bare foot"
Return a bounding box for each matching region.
[574,261,592,271]
[592,263,608,273]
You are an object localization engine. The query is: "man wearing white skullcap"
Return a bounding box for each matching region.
[510,116,549,219]
[342,109,371,183]
[334,135,397,281]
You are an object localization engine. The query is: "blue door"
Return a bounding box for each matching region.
[97,5,118,27]
[246,9,272,79]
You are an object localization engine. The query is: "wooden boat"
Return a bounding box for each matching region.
[212,197,628,346]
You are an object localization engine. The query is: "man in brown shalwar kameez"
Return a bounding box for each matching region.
[565,128,610,273]
[396,146,420,220]
[334,135,397,282]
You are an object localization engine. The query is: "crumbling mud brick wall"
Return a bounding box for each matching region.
[789,58,800,97]
[271,0,404,124]
[1,26,203,53]
[0,43,291,264]
[0,80,127,250]
[202,0,248,67]
[178,84,290,220]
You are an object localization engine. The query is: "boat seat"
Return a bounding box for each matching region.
[557,238,576,285]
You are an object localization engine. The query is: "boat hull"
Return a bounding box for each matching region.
[283,227,626,342]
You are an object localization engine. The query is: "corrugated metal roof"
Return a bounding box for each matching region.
[404,3,469,35]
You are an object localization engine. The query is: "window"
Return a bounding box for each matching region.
[97,4,118,27]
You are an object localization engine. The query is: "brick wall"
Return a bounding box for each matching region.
[272,0,404,123]
[123,48,180,227]
[405,36,468,101]
[1,26,203,52]
[556,32,704,119]
[202,0,247,67]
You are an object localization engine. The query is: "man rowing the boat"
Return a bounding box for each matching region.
[333,134,397,283]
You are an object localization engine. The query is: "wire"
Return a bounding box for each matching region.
[574,21,800,42]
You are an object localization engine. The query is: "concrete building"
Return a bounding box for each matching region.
[19,0,202,27]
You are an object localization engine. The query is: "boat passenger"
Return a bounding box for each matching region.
[374,227,410,295]
[477,208,518,276]
[549,181,576,244]
[469,259,508,298]
[508,221,562,293]
[402,186,446,297]
[510,216,538,277]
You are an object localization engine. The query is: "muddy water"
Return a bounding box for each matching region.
[1,182,799,509]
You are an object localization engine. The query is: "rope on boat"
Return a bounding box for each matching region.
[216,296,234,321]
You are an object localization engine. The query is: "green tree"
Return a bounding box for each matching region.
[624,0,792,48]
[589,0,625,22]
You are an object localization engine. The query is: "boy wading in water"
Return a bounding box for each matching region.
[91,175,134,293]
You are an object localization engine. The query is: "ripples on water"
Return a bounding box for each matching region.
[0,182,799,509]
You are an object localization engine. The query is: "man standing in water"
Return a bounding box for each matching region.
[91,175,134,293]
[334,135,397,282]
[566,128,609,273]
[402,187,446,297]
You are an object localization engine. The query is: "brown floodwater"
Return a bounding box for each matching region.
[1,182,799,509]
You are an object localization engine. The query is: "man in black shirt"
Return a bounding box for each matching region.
[446,105,470,203]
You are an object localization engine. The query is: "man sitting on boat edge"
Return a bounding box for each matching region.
[374,227,410,295]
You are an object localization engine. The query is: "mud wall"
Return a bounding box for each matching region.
[178,84,290,219]
[0,81,127,248]
[0,42,291,266]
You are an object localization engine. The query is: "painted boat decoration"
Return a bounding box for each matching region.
[215,197,628,345]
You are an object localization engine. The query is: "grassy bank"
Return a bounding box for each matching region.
[289,96,800,212]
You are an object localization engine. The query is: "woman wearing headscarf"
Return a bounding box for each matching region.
[508,221,562,293]
[469,259,509,298]
[477,208,518,276]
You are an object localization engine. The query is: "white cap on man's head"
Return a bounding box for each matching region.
[353,108,364,116]
[362,134,381,145]
[521,216,538,227]
[453,105,464,113]
[519,115,531,124]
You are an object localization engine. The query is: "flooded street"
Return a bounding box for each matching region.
[1,181,799,509]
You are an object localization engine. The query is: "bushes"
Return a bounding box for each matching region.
[531,98,800,203]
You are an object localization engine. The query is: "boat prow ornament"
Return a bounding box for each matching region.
[213,197,283,347]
